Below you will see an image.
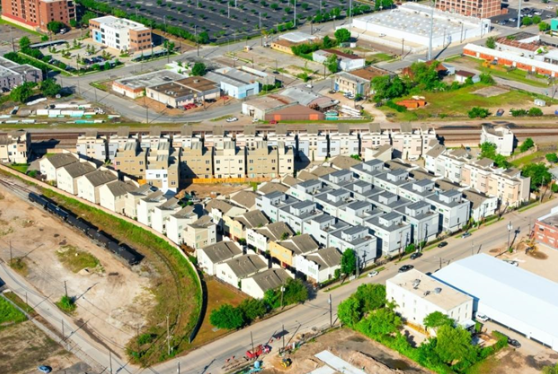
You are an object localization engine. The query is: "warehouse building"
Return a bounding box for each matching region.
[434,254,558,352]
[146,76,220,108]
[112,70,185,98]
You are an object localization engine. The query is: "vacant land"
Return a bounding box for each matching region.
[0,296,27,326]
[57,245,103,273]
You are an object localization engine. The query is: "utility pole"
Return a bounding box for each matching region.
[109,350,113,374]
[282,324,285,349]
[9,241,12,262]
[62,319,65,338]
[280,285,285,309]
[427,0,435,60]
[250,331,254,353]
[177,362,180,374]
[64,281,68,297]
[517,0,522,29]
[294,0,297,27]
[328,294,332,327]
[355,255,359,278]
[167,314,171,356]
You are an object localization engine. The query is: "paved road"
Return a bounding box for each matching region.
[145,197,558,374]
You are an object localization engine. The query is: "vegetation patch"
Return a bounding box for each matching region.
[3,292,36,316]
[0,297,27,326]
[42,189,201,366]
[56,245,102,273]
[56,295,77,314]
[8,257,28,276]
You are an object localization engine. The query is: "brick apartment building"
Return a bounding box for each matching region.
[1,0,76,32]
[436,0,502,18]
[534,209,558,249]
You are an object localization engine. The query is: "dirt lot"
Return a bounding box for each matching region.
[0,187,155,358]
[0,319,90,374]
[179,183,251,199]
[469,343,558,374]
[134,94,236,116]
[260,328,430,374]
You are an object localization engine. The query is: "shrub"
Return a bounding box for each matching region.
[468,107,490,119]
[386,100,407,112]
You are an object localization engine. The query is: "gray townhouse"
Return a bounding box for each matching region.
[396,201,440,245]
[398,179,436,203]
[337,201,380,226]
[366,211,412,257]
[350,158,385,183]
[314,188,354,217]
[425,190,470,233]
[369,191,412,213]
[329,225,378,266]
[288,179,323,201]
[374,168,410,195]
[340,180,382,201]
[303,214,350,248]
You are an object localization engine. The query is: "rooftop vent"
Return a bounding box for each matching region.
[412,279,420,289]
[434,287,442,294]
[423,290,430,297]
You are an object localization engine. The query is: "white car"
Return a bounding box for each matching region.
[306,83,313,89]
[226,117,238,122]
[476,314,489,322]
[368,270,379,277]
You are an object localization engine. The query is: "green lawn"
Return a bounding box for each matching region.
[0,297,27,326]
[367,52,395,64]
[8,164,29,174]
[0,19,43,37]
[510,151,546,167]
[381,83,556,121]
[57,245,102,273]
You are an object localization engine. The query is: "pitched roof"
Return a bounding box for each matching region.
[278,234,319,256]
[235,210,270,229]
[201,241,242,263]
[45,153,78,168]
[426,143,446,158]
[230,191,258,209]
[105,180,138,197]
[255,222,293,241]
[62,162,96,178]
[83,170,118,187]
[205,199,235,214]
[310,166,336,177]
[223,254,267,278]
[306,247,342,269]
[330,155,361,170]
[190,215,214,228]
[258,182,289,195]
[248,268,292,292]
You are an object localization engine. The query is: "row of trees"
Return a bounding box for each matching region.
[9,78,62,104]
[209,278,308,330]
[338,286,509,373]
[510,107,543,117]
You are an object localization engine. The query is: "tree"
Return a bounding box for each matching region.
[209,304,245,329]
[354,283,386,312]
[485,36,496,49]
[423,312,454,330]
[322,35,334,48]
[540,22,551,32]
[533,15,541,24]
[325,53,338,74]
[191,62,207,76]
[528,107,543,116]
[19,36,31,50]
[334,28,351,43]
[337,296,362,327]
[479,142,497,159]
[434,325,476,365]
[546,153,558,163]
[283,278,308,305]
[198,31,210,44]
[371,75,408,102]
[40,78,62,97]
[341,248,356,276]
[520,137,534,152]
[522,163,551,190]
[374,0,393,10]
[522,17,533,26]
[10,82,35,103]
[479,72,494,84]
[238,298,267,322]
[467,107,490,119]
[542,363,558,374]
[47,21,66,34]
[408,61,440,90]
[357,307,401,337]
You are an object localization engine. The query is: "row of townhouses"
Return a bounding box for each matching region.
[0,130,30,164]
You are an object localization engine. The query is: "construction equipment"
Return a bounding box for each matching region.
[282,358,292,368]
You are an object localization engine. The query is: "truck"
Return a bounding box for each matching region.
[245,345,271,360]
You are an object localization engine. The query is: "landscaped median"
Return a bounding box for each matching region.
[0,165,204,367]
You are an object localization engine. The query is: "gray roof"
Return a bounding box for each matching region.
[311,166,337,177]
[105,180,137,197]
[462,189,490,209]
[45,153,78,168]
[83,170,118,187]
[278,234,319,255]
[426,143,445,158]
[258,182,289,195]
[296,171,318,181]
[159,197,181,210]
[190,215,214,228]
[306,247,342,269]
[173,205,197,219]
[63,162,96,178]
[256,222,293,241]
[202,241,242,263]
[205,199,236,214]
[143,190,166,203]
[230,191,258,209]
[223,254,267,278]
[247,268,292,292]
[282,175,302,186]
[235,210,270,229]
[330,155,361,170]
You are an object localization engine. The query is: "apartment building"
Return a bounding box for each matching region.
[480,125,515,156]
[246,141,294,178]
[213,141,245,178]
[366,212,412,257]
[0,57,42,91]
[183,216,217,249]
[436,0,501,18]
[0,130,30,164]
[328,125,360,158]
[1,0,75,32]
[114,142,146,179]
[89,16,151,52]
[391,124,437,160]
[76,130,114,163]
[461,159,530,208]
[180,142,212,179]
[425,190,470,233]
[145,142,180,192]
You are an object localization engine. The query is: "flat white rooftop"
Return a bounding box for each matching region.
[91,16,148,31]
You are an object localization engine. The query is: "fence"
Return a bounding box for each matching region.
[186,176,272,184]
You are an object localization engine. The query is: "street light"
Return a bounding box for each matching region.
[507,221,513,248]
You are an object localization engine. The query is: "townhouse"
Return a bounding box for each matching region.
[424,190,470,233]
[197,241,244,276]
[213,141,245,178]
[215,253,268,288]
[396,201,439,244]
[227,210,269,240]
[76,130,114,162]
[166,206,200,245]
[40,153,79,182]
[329,225,377,266]
[295,247,342,284]
[0,130,30,164]
[480,125,515,156]
[76,169,119,204]
[124,184,156,219]
[150,198,182,235]
[137,190,168,227]
[99,180,139,214]
[268,234,319,268]
[241,268,293,299]
[366,212,413,257]
[391,124,437,160]
[56,161,96,195]
[180,142,213,179]
[246,221,293,254]
[183,216,217,250]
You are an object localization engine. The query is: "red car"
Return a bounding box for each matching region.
[270,120,278,125]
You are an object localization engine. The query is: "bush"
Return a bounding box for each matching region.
[209,304,245,330]
[386,100,407,112]
[468,107,490,119]
[528,107,543,116]
[546,153,558,163]
[56,295,77,313]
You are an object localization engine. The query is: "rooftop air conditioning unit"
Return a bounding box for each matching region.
[423,291,430,297]
[434,287,442,294]
[413,279,421,289]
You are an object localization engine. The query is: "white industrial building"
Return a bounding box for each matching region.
[349,3,491,51]
[387,269,473,328]
[434,254,558,352]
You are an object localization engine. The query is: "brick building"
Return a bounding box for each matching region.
[1,0,75,32]
[534,208,558,249]
[436,0,502,18]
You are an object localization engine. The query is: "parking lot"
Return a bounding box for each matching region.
[491,6,555,26]
[93,0,370,42]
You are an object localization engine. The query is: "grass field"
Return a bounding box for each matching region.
[56,245,102,273]
[366,52,395,64]
[0,296,27,326]
[381,83,555,121]
[42,189,201,366]
[510,151,546,168]
[8,164,29,174]
[3,292,36,316]
[9,257,28,276]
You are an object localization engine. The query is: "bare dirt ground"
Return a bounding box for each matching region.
[136,95,236,116]
[470,346,558,374]
[0,320,90,374]
[180,183,251,199]
[0,186,156,357]
[498,239,558,283]
[260,328,430,374]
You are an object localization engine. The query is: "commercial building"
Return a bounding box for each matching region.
[1,0,75,32]
[265,105,325,122]
[112,70,185,99]
[534,207,558,249]
[480,125,515,156]
[313,49,365,71]
[436,0,501,17]
[270,31,318,54]
[350,4,491,51]
[146,77,220,109]
[0,57,42,92]
[0,130,30,164]
[241,95,295,121]
[205,67,264,99]
[334,67,386,97]
[434,254,558,352]
[89,16,152,52]
[387,269,473,328]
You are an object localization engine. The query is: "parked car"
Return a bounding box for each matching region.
[508,338,521,348]
[368,270,379,277]
[226,117,238,122]
[476,314,489,322]
[38,366,52,373]
[438,241,448,248]
[462,232,472,238]
[306,83,313,89]
[398,265,414,273]
[503,259,519,267]
[270,120,278,124]
[410,252,423,260]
